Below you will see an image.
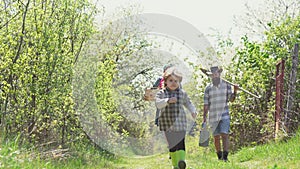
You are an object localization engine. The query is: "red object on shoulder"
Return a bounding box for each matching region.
[159,78,164,89]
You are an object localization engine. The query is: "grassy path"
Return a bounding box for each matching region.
[1,131,299,169]
[110,134,300,169]
[113,136,242,169]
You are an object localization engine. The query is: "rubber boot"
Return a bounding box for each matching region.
[223,151,229,162]
[217,151,223,160]
[177,150,186,169]
[170,152,178,169]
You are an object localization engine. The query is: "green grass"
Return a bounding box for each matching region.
[1,131,300,169]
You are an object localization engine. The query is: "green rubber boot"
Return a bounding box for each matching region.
[170,152,178,169]
[177,150,186,169]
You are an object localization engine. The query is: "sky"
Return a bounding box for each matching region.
[96,0,263,45]
[92,0,264,68]
[90,0,266,74]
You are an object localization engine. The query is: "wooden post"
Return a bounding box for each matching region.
[275,59,285,139]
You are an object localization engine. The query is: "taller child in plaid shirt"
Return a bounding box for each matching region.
[156,67,197,169]
[203,66,238,162]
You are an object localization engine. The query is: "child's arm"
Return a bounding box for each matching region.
[184,93,197,118]
[155,90,169,109]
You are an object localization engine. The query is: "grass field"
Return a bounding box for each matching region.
[1,130,300,169]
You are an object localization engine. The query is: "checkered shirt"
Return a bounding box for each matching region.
[204,80,233,122]
[155,88,196,131]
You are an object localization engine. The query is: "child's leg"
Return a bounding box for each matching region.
[169,151,177,168]
[165,131,186,168]
[175,138,185,161]
[173,134,186,169]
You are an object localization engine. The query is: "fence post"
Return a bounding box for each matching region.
[275,59,284,139]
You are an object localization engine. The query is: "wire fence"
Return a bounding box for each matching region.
[278,44,299,137]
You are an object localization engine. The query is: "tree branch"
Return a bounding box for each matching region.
[13,0,31,63]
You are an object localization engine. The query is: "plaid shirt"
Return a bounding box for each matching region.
[204,79,233,122]
[155,88,196,131]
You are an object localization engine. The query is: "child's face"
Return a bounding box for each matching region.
[165,75,180,90]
